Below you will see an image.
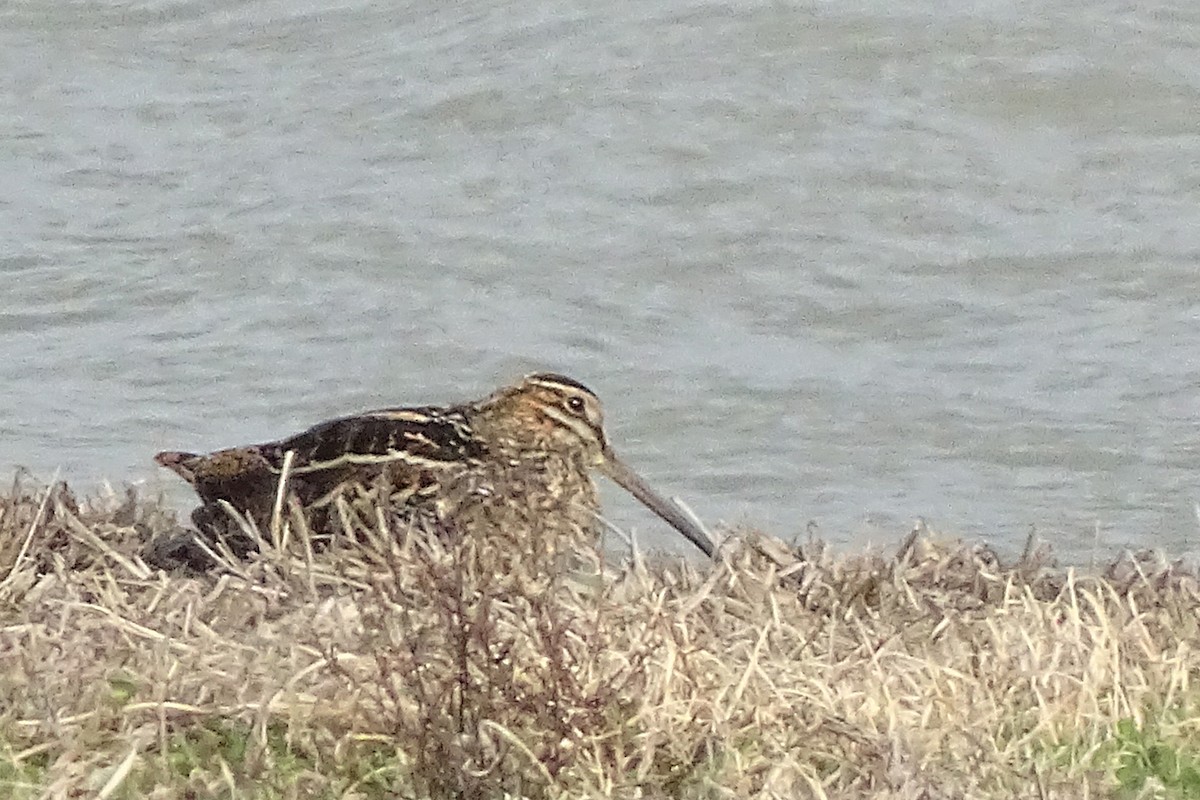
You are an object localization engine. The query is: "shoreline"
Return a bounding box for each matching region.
[2,477,1199,798]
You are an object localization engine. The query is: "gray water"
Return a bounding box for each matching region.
[3,0,1200,561]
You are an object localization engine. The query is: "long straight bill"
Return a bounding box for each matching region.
[601,453,715,558]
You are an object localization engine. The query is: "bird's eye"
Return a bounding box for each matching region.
[566,395,586,413]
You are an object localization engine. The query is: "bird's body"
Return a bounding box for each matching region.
[152,373,713,568]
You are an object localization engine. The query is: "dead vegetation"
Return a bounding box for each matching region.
[2,473,1200,798]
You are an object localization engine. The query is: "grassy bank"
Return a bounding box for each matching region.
[2,475,1200,798]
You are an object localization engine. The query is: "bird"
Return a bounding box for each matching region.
[150,372,714,569]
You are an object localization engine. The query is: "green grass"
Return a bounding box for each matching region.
[1101,718,1200,799]
[122,719,399,799]
[0,742,50,800]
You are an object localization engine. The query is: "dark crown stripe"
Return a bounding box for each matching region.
[524,373,597,397]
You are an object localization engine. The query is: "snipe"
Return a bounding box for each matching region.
[151,373,714,567]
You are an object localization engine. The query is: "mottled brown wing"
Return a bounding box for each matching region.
[158,406,485,512]
[262,407,483,472]
[245,406,484,507]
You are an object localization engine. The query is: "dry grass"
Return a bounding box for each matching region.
[3,473,1200,799]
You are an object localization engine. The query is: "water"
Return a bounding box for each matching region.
[3,0,1200,561]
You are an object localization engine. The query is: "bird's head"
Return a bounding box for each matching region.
[479,372,714,558]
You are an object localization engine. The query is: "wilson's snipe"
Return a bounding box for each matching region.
[151,373,714,567]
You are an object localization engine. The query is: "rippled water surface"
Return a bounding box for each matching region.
[4,0,1200,560]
